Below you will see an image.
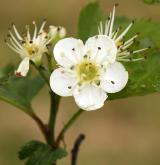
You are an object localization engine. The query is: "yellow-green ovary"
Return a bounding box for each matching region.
[78,62,98,82]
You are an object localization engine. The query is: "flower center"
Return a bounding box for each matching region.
[78,61,98,82]
[24,42,39,55]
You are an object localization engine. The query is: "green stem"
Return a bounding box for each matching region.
[37,66,50,87]
[55,109,84,147]
[46,52,54,72]
[48,91,60,146]
[45,52,57,73]
[31,62,50,87]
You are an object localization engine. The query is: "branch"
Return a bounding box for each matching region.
[71,134,85,165]
[55,109,84,147]
[31,113,49,143]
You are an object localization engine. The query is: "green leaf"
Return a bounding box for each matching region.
[78,1,103,41]
[19,141,68,165]
[78,2,160,99]
[141,0,160,4]
[0,65,45,114]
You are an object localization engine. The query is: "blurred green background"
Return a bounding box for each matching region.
[0,0,160,164]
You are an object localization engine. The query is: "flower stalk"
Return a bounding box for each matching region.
[48,91,60,145]
[55,109,84,147]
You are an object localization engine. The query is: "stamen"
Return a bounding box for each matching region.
[9,37,22,50]
[119,41,134,50]
[115,21,135,43]
[118,58,144,62]
[26,25,31,41]
[39,19,47,34]
[123,33,139,46]
[112,27,122,40]
[8,30,23,49]
[98,21,103,35]
[105,13,111,36]
[12,23,23,40]
[131,47,149,54]
[32,21,38,41]
[5,40,21,54]
[109,5,116,37]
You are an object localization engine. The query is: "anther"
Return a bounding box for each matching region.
[11,22,14,26]
[115,3,119,7]
[70,65,75,70]
[84,54,88,58]
[42,18,47,22]
[68,86,72,89]
[57,27,61,31]
[132,20,135,24]
[21,40,25,44]
[72,48,75,51]
[136,32,140,36]
[144,55,148,59]
[111,81,115,84]
[7,34,11,38]
[98,47,101,50]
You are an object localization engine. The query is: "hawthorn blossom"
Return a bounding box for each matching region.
[50,36,128,111]
[98,4,149,62]
[5,21,66,77]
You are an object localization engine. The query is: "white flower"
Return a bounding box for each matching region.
[5,21,66,77]
[98,4,149,62]
[50,36,128,111]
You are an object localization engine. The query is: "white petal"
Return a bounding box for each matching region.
[49,26,58,39]
[100,62,128,93]
[73,85,107,111]
[58,27,66,38]
[50,68,77,96]
[53,38,84,67]
[84,35,117,63]
[15,57,30,77]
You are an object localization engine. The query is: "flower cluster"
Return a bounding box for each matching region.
[6,6,148,111]
[5,20,66,76]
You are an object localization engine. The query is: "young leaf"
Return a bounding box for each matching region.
[0,65,45,114]
[78,1,103,41]
[78,2,160,99]
[19,140,67,165]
